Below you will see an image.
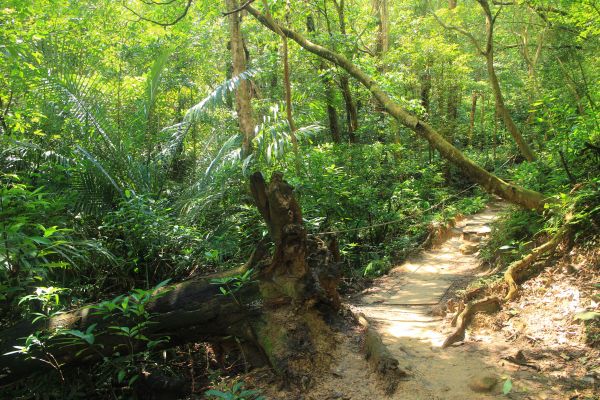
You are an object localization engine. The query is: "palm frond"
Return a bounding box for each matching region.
[154,69,260,183]
[183,68,260,124]
[253,103,322,165]
[71,168,119,215]
[145,50,171,118]
[204,134,243,177]
[74,145,124,196]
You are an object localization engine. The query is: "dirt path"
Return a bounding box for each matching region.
[258,202,598,400]
[349,202,507,399]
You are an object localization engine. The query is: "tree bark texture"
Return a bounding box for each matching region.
[226,0,256,157]
[372,0,389,56]
[333,0,359,142]
[340,76,358,142]
[469,92,478,142]
[307,15,341,143]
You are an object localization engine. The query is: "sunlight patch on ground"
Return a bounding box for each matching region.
[385,319,446,347]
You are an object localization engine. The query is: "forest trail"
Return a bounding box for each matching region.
[351,202,507,399]
[305,201,520,399]
[259,200,597,400]
[292,202,511,399]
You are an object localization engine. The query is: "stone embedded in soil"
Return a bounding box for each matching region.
[468,375,498,393]
[460,243,480,255]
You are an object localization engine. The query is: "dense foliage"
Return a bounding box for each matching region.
[0,0,598,398]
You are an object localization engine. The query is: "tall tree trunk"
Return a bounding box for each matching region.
[481,93,486,146]
[246,5,547,210]
[308,15,341,143]
[477,0,536,161]
[420,73,431,112]
[325,85,342,143]
[226,0,256,157]
[340,75,358,142]
[420,67,433,162]
[372,0,389,119]
[372,0,389,56]
[333,0,359,143]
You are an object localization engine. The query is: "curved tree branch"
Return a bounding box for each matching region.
[122,0,193,27]
[244,4,547,210]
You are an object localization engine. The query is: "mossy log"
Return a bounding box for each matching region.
[0,172,342,388]
[0,273,261,385]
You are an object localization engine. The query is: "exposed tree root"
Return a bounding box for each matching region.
[355,312,406,395]
[442,224,570,348]
[504,227,568,301]
[443,297,502,348]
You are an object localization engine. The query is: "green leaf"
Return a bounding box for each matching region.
[43,226,59,237]
[121,296,129,311]
[574,311,600,321]
[128,374,139,387]
[117,369,126,383]
[503,378,512,395]
[204,389,229,399]
[232,381,243,392]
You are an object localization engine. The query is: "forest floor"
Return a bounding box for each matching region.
[251,201,599,400]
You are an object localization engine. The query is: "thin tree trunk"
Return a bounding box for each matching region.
[246,5,547,210]
[262,0,299,169]
[469,92,478,144]
[420,68,433,163]
[282,0,297,136]
[226,0,256,157]
[333,0,359,142]
[308,15,341,143]
[340,76,358,142]
[372,0,389,117]
[556,57,585,115]
[325,86,342,143]
[478,0,536,161]
[493,108,498,161]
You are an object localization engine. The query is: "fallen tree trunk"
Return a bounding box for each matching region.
[245,4,547,211]
[0,172,343,388]
[0,266,262,386]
